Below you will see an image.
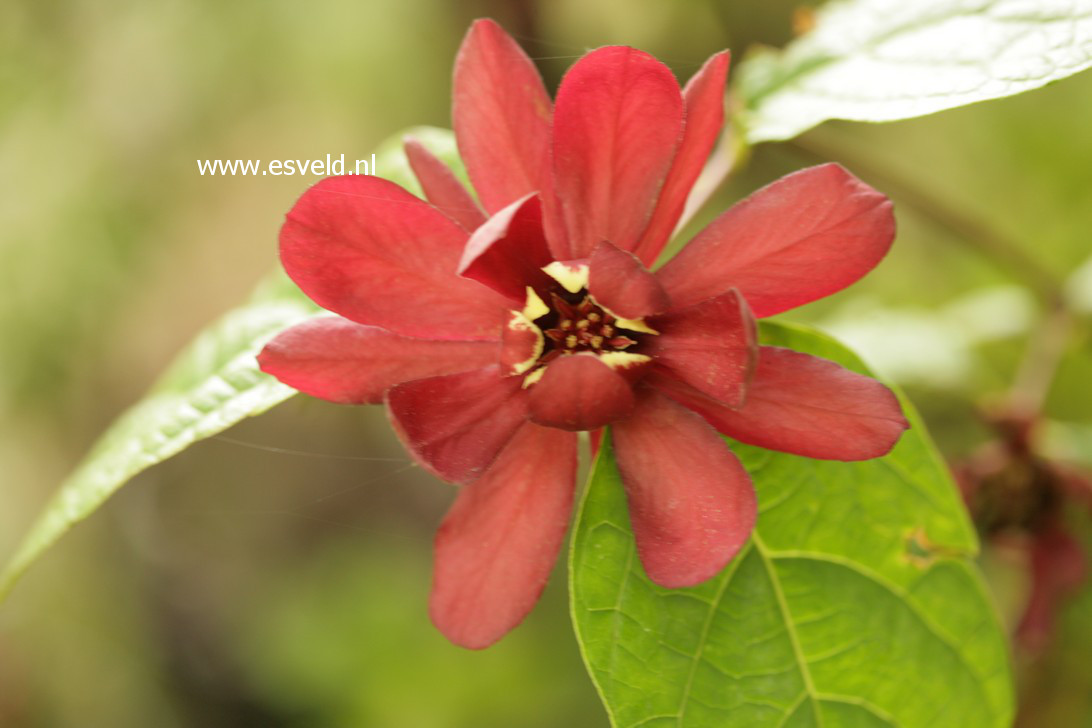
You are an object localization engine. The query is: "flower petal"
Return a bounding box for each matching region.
[653,346,909,460]
[458,193,554,303]
[645,289,756,408]
[453,19,552,215]
[499,312,543,376]
[656,164,896,317]
[633,51,731,266]
[280,175,510,341]
[430,423,578,649]
[552,46,684,258]
[386,365,529,483]
[588,240,669,319]
[528,354,636,431]
[612,388,757,588]
[404,136,486,231]
[257,317,498,404]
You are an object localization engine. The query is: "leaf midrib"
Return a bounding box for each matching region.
[753,533,825,728]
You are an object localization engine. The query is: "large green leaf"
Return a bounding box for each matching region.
[0,126,463,600]
[0,277,314,599]
[570,321,1014,727]
[735,0,1092,143]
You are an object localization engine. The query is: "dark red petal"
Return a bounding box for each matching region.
[386,365,529,483]
[258,317,498,404]
[633,51,731,266]
[453,19,552,215]
[588,240,670,319]
[430,423,578,649]
[612,389,757,588]
[458,193,554,303]
[552,46,684,258]
[528,354,636,431]
[653,346,909,461]
[280,175,509,341]
[1016,520,1087,651]
[646,289,756,408]
[404,136,487,232]
[656,164,896,317]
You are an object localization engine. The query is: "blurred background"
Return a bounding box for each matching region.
[1,0,1090,725]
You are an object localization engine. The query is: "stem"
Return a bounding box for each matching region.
[1010,303,1072,417]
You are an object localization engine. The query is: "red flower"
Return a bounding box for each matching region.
[258,19,909,648]
[956,413,1092,653]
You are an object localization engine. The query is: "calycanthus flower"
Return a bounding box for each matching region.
[258,19,910,649]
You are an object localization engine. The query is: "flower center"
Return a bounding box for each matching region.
[501,263,657,387]
[538,292,639,364]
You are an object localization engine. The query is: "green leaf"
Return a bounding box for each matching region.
[0,126,463,600]
[0,278,314,599]
[570,321,1014,727]
[735,0,1092,143]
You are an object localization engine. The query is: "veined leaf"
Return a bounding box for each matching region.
[0,278,313,599]
[0,127,463,600]
[736,0,1092,143]
[570,321,1014,727]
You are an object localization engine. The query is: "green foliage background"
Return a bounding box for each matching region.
[1,0,1090,725]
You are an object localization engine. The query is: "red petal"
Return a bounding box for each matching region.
[589,428,604,457]
[404,136,487,231]
[386,365,529,483]
[258,317,497,404]
[453,19,552,215]
[588,240,670,319]
[430,423,578,649]
[552,46,684,258]
[612,389,756,587]
[653,346,909,461]
[656,164,896,317]
[646,289,756,408]
[529,354,635,431]
[633,51,730,266]
[499,314,542,376]
[458,193,553,303]
[280,175,509,341]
